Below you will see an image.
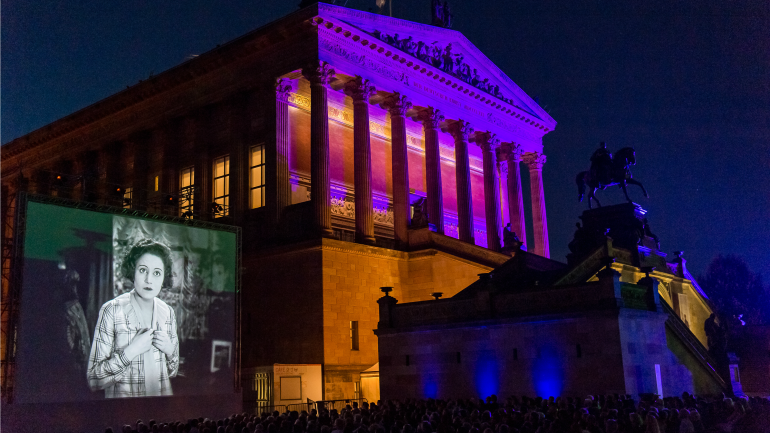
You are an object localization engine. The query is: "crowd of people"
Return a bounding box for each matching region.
[110,394,770,433]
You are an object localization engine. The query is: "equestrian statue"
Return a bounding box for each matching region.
[576,142,649,209]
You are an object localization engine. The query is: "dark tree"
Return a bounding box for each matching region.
[699,255,770,325]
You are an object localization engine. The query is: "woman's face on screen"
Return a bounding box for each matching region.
[133,253,165,300]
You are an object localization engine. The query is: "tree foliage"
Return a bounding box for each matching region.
[699,255,770,325]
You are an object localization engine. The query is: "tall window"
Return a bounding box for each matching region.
[213,155,230,217]
[180,166,195,218]
[350,321,359,351]
[123,187,133,209]
[250,145,265,209]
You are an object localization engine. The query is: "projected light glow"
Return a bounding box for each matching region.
[475,350,499,398]
[533,346,564,397]
[423,377,438,398]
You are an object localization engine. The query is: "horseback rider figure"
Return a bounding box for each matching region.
[576,142,649,209]
[590,142,613,186]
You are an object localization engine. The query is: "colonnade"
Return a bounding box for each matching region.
[277,62,549,257]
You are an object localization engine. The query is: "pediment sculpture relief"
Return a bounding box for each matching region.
[367,30,521,109]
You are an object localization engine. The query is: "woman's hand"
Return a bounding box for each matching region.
[152,324,175,357]
[123,328,154,361]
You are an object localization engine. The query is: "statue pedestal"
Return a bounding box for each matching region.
[581,203,647,250]
[567,203,663,265]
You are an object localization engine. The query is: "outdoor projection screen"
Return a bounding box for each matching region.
[11,195,239,403]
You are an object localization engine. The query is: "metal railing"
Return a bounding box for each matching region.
[249,398,370,416]
[286,401,315,413]
[253,404,288,416]
[312,398,368,412]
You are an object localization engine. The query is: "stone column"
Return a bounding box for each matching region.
[523,152,550,258]
[381,92,412,248]
[101,145,123,206]
[302,62,336,237]
[417,107,445,234]
[228,92,250,226]
[496,147,510,228]
[273,78,294,223]
[500,143,527,248]
[130,132,151,211]
[476,132,502,252]
[447,120,475,243]
[344,76,377,245]
[72,153,87,202]
[193,112,213,221]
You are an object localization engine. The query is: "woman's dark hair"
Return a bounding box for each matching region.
[121,239,173,288]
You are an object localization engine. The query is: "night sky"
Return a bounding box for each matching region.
[3,0,769,280]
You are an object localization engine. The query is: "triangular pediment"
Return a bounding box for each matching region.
[318,4,555,129]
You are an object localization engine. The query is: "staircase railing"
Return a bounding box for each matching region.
[660,299,726,389]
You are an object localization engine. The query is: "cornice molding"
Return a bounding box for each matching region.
[3,4,554,168]
[313,16,553,147]
[315,4,556,126]
[2,5,320,160]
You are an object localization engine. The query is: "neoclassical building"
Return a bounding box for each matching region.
[1,4,558,409]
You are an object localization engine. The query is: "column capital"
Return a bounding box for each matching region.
[474,131,500,152]
[275,78,295,102]
[495,146,507,164]
[496,154,509,175]
[302,61,336,86]
[499,142,525,162]
[381,92,412,116]
[523,152,547,170]
[446,120,474,142]
[416,107,444,129]
[343,76,376,102]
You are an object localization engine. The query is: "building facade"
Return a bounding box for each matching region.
[375,204,726,399]
[1,4,557,407]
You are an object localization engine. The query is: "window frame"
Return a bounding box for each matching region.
[249,144,266,209]
[212,155,230,217]
[179,166,195,218]
[122,187,133,209]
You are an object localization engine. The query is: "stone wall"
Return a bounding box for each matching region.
[242,246,326,368]
[614,264,712,349]
[242,237,493,399]
[378,312,629,399]
[377,269,725,400]
[319,238,493,398]
[378,307,722,399]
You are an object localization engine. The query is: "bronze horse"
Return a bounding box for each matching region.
[576,147,649,209]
